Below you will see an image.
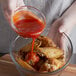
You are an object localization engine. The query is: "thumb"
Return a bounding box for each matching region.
[8,0,25,13]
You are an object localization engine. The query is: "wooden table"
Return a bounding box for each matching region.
[0,54,76,76]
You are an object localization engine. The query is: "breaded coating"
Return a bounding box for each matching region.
[39,58,65,72]
[37,47,63,59]
[37,36,56,47]
[16,57,35,71]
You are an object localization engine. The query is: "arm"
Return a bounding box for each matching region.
[48,1,76,36]
[60,1,76,34]
[1,0,24,21]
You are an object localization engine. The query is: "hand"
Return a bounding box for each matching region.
[47,18,64,48]
[48,1,76,48]
[1,0,24,21]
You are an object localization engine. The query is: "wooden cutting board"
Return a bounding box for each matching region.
[0,54,76,76]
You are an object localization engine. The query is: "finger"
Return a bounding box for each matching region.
[16,0,25,8]
[54,32,62,48]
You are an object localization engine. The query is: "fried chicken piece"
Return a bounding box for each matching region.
[39,58,65,72]
[16,57,35,71]
[34,39,42,48]
[37,36,56,47]
[49,58,65,71]
[37,47,63,59]
[39,60,51,72]
[18,43,32,60]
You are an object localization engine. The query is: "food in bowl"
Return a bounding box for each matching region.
[16,36,65,72]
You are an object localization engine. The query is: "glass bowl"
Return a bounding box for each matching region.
[11,5,46,38]
[9,32,73,76]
